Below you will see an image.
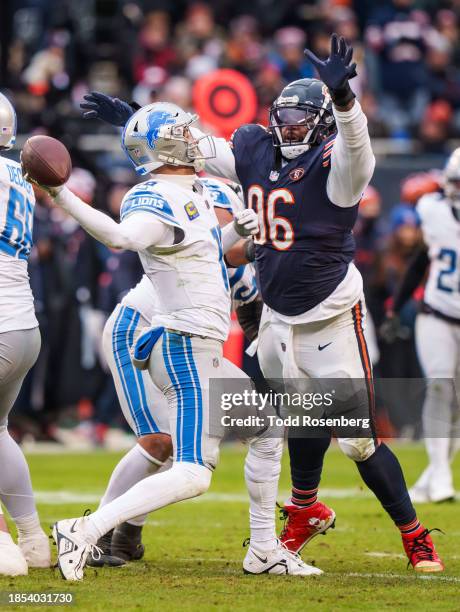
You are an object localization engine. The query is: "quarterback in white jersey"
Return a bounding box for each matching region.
[0,93,50,574]
[39,103,319,580]
[389,148,460,503]
[88,178,259,566]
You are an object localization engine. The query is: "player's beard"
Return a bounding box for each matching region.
[281,143,310,160]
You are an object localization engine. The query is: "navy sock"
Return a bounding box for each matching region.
[355,442,418,529]
[288,435,331,507]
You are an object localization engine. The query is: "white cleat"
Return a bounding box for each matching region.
[52,518,101,581]
[409,466,432,504]
[18,531,51,568]
[428,465,455,503]
[243,540,323,576]
[409,485,430,504]
[0,531,28,576]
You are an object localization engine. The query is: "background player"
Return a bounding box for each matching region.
[28,103,319,580]
[383,149,460,503]
[0,93,50,572]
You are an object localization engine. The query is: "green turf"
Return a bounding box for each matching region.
[0,444,458,611]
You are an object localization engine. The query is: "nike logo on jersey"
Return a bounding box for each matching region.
[318,342,332,351]
[70,520,78,534]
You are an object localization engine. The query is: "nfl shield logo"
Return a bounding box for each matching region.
[269,170,280,182]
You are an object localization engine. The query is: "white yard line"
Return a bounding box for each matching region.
[34,488,459,505]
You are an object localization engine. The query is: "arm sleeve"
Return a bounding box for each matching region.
[54,187,173,251]
[327,100,376,207]
[221,222,242,254]
[393,247,430,313]
[190,127,239,183]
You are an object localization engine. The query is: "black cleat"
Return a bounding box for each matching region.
[111,523,145,561]
[85,529,126,568]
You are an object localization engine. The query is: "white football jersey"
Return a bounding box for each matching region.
[417,192,460,318]
[120,177,231,341]
[121,176,258,323]
[0,156,38,333]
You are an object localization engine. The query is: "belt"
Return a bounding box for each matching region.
[421,303,460,326]
[165,328,220,341]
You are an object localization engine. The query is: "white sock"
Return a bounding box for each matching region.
[423,380,453,472]
[245,436,282,552]
[85,462,211,543]
[127,457,173,527]
[15,512,45,539]
[99,444,164,508]
[0,429,37,520]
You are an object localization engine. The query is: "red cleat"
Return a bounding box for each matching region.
[402,528,444,573]
[279,501,336,554]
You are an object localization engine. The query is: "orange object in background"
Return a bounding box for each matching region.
[193,69,257,139]
[223,311,244,368]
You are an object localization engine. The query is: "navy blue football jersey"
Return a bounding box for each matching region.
[232,124,358,316]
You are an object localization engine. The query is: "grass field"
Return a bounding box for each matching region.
[0,443,458,611]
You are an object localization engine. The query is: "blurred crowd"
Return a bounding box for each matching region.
[3,0,460,148]
[0,0,458,444]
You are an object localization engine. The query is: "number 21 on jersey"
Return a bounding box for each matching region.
[247,185,294,251]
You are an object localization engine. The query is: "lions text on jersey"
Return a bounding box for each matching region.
[0,156,37,333]
[119,178,231,341]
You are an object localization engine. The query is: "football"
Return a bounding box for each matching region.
[21,135,72,187]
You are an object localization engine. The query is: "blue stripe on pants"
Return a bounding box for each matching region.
[112,306,159,436]
[163,332,204,465]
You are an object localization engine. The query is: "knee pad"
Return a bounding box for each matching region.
[173,462,212,498]
[338,437,376,462]
[245,436,283,482]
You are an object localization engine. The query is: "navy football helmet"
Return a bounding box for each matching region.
[269,78,336,159]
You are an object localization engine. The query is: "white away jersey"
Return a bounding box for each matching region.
[121,176,258,323]
[417,192,460,318]
[120,178,231,341]
[0,156,38,332]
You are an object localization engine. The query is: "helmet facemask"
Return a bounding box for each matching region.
[123,103,216,175]
[157,115,216,171]
[268,96,335,160]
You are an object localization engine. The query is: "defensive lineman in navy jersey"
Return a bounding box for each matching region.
[208,34,443,572]
[81,34,444,572]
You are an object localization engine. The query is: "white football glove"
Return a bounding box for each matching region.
[233,209,259,237]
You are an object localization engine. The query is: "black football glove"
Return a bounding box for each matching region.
[379,313,411,344]
[236,298,263,343]
[304,33,357,107]
[80,92,136,126]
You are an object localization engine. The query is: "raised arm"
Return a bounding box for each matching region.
[327,101,376,207]
[305,33,375,207]
[52,187,173,251]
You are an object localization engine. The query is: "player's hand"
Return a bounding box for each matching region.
[20,153,62,197]
[304,33,356,106]
[379,313,403,344]
[234,209,259,237]
[80,92,135,126]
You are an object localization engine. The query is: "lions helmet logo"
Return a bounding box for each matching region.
[145,111,175,150]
